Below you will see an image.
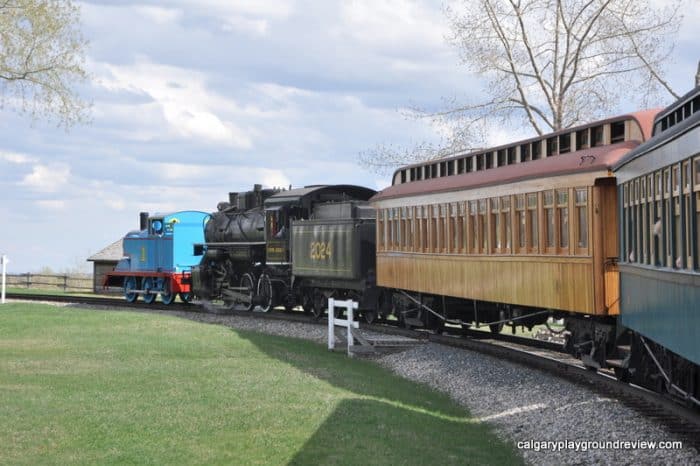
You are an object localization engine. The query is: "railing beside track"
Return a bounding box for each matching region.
[4,273,94,293]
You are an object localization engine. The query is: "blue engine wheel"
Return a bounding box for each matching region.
[143,277,156,304]
[124,277,138,303]
[158,277,175,305]
[179,292,192,304]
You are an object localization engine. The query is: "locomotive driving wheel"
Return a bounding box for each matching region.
[179,292,192,304]
[240,273,256,311]
[142,277,156,304]
[257,274,273,312]
[124,277,138,303]
[158,278,175,305]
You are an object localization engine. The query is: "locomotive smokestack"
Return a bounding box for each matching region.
[139,212,149,231]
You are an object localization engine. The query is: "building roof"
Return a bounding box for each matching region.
[87,238,124,262]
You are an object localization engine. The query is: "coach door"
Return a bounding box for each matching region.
[594,179,620,315]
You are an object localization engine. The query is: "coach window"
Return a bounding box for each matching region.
[663,168,673,267]
[610,121,625,143]
[591,125,604,147]
[392,208,398,250]
[502,196,512,253]
[546,137,558,156]
[439,204,448,253]
[497,150,506,167]
[557,190,569,252]
[508,147,516,165]
[428,205,439,252]
[622,184,629,261]
[449,203,458,253]
[694,156,700,271]
[639,176,649,264]
[673,165,683,268]
[515,195,526,253]
[466,157,473,173]
[682,161,693,269]
[415,207,421,252]
[386,209,392,251]
[646,174,654,264]
[635,180,643,263]
[532,141,541,160]
[527,193,539,253]
[479,199,488,253]
[576,129,589,150]
[574,188,588,254]
[559,133,571,154]
[458,202,467,254]
[544,191,556,253]
[419,206,426,252]
[520,144,530,162]
[630,182,638,261]
[377,210,384,251]
[653,171,663,266]
[468,201,477,254]
[490,198,501,253]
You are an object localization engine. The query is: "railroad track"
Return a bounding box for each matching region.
[7,292,700,450]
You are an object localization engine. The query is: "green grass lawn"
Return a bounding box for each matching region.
[0,303,522,465]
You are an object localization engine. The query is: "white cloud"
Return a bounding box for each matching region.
[0,151,36,164]
[21,165,71,192]
[135,6,183,24]
[221,15,268,36]
[339,0,446,50]
[35,200,66,210]
[97,59,253,148]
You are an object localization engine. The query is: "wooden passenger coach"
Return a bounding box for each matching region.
[371,112,657,321]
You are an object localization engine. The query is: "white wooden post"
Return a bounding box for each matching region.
[327,298,359,356]
[1,255,7,304]
[328,298,335,350]
[347,303,354,354]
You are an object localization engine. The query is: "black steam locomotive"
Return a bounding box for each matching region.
[191,184,386,321]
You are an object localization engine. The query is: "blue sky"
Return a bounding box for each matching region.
[0,0,698,273]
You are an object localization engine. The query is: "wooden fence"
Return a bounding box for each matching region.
[5,273,93,293]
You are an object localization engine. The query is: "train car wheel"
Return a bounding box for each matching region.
[301,292,313,314]
[257,274,272,312]
[489,309,505,334]
[311,289,326,320]
[362,309,377,324]
[124,277,138,303]
[143,277,156,304]
[240,273,255,311]
[179,292,192,304]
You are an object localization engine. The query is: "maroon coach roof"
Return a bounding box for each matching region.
[371,110,658,203]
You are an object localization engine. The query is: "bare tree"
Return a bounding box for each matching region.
[360,0,683,174]
[0,0,89,128]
